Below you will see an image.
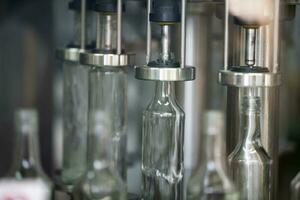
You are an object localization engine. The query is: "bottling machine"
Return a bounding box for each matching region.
[2,0,300,199]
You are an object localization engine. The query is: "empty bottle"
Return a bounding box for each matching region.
[228,96,272,200]
[187,110,238,200]
[142,81,185,200]
[1,109,53,200]
[73,111,126,200]
[61,61,89,192]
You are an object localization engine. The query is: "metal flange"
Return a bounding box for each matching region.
[135,65,195,81]
[219,70,281,87]
[56,48,84,62]
[80,51,133,67]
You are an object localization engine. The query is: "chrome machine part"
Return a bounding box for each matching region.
[219,70,281,87]
[80,52,133,67]
[135,66,195,81]
[56,48,84,62]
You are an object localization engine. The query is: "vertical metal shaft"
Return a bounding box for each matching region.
[80,0,86,50]
[224,0,229,70]
[181,0,186,68]
[96,14,113,51]
[117,0,122,54]
[245,28,257,66]
[146,0,152,64]
[96,13,101,49]
[161,25,171,62]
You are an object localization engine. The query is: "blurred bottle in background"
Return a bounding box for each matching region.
[0,109,53,200]
[187,110,238,200]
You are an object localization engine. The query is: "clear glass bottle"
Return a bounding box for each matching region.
[187,110,238,200]
[141,81,184,200]
[60,61,89,192]
[291,172,300,200]
[4,109,52,199]
[73,111,127,200]
[228,96,272,200]
[87,66,128,180]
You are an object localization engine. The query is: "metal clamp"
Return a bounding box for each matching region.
[56,48,84,62]
[80,51,134,67]
[135,65,195,81]
[219,70,281,87]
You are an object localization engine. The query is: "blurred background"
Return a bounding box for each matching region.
[0,0,299,198]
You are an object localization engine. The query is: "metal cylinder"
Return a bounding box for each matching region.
[245,28,257,66]
[161,25,171,62]
[96,13,115,51]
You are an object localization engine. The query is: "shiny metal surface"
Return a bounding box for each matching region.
[161,25,171,61]
[245,28,257,66]
[135,66,195,81]
[117,0,122,54]
[80,52,133,67]
[219,70,281,87]
[80,0,86,50]
[56,48,83,62]
[228,96,272,200]
[226,87,279,200]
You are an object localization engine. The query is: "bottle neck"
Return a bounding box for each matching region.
[239,103,262,149]
[153,81,175,102]
[12,113,42,172]
[205,133,227,170]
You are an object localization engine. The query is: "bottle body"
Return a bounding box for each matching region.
[88,66,128,179]
[61,61,89,191]
[187,111,238,200]
[291,172,300,200]
[142,81,184,200]
[3,109,53,200]
[228,96,272,200]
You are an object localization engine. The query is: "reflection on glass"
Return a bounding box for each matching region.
[228,96,272,200]
[187,110,238,200]
[142,81,184,200]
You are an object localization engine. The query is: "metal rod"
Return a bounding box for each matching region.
[245,28,257,66]
[161,25,171,62]
[117,0,122,54]
[80,0,86,50]
[146,0,152,64]
[181,0,186,68]
[224,0,229,70]
[96,13,101,49]
[104,15,113,50]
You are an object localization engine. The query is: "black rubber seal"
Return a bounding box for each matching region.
[150,0,181,23]
[69,0,95,11]
[93,0,118,12]
[230,66,270,73]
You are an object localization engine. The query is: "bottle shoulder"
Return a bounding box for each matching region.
[144,99,184,116]
[74,168,126,199]
[229,143,271,164]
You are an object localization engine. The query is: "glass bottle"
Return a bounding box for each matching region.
[291,172,300,200]
[2,109,53,200]
[73,111,126,200]
[87,66,128,180]
[187,110,238,200]
[228,96,272,200]
[60,60,89,192]
[141,81,184,200]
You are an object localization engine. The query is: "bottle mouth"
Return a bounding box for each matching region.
[241,96,261,113]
